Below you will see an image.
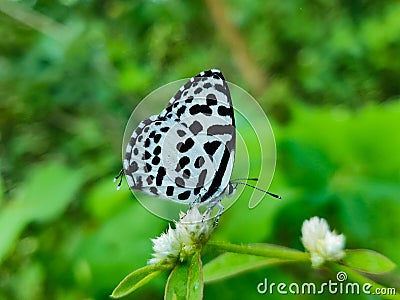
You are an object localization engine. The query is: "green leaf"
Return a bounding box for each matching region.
[20,161,84,222]
[0,174,3,205]
[0,160,84,264]
[111,265,166,298]
[165,262,190,300]
[203,253,286,283]
[0,204,27,264]
[343,249,396,274]
[187,252,203,300]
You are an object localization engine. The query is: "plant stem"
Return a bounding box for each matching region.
[205,241,310,262]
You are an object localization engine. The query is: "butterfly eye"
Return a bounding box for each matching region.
[228,182,236,196]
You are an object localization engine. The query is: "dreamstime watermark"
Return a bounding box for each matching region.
[257,271,397,296]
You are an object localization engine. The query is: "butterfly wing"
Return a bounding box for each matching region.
[124,69,236,204]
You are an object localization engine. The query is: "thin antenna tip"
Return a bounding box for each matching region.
[267,192,282,199]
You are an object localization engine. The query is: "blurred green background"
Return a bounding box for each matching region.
[1,0,399,299]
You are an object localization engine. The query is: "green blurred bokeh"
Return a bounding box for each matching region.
[0,1,399,299]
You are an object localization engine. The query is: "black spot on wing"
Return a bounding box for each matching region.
[125,150,132,162]
[156,166,166,186]
[150,187,158,195]
[217,106,233,118]
[183,169,191,179]
[194,187,201,195]
[144,138,151,147]
[143,151,151,160]
[146,175,154,185]
[204,141,221,156]
[176,106,186,117]
[189,105,212,116]
[144,163,152,172]
[127,161,138,174]
[178,190,191,201]
[166,186,174,196]
[185,96,194,103]
[189,121,203,135]
[152,156,160,165]
[176,138,195,153]
[214,83,228,95]
[176,156,190,172]
[177,129,186,137]
[160,127,169,132]
[184,80,192,89]
[196,169,207,188]
[206,94,217,106]
[174,89,183,101]
[203,82,212,89]
[207,124,235,135]
[165,104,173,113]
[175,177,185,188]
[153,134,162,143]
[194,156,205,168]
[153,146,161,155]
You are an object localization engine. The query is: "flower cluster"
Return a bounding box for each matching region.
[301,216,346,267]
[148,206,214,266]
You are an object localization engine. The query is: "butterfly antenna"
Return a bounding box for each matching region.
[232,181,282,199]
[232,177,259,182]
[114,169,124,191]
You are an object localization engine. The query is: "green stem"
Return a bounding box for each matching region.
[205,241,310,262]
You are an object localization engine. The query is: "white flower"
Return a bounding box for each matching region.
[148,225,181,265]
[301,216,346,267]
[148,206,214,265]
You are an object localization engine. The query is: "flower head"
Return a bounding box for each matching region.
[301,216,346,267]
[148,206,214,266]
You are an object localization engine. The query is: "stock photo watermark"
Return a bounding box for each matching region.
[257,271,397,296]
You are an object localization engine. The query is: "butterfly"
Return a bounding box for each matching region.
[115,69,281,215]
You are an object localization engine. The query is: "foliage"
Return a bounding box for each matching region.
[111,241,397,299]
[1,0,399,299]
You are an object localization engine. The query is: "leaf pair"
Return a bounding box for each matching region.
[165,252,203,300]
[111,252,203,300]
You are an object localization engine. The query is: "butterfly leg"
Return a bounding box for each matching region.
[189,194,202,210]
[202,199,225,226]
[212,201,225,227]
[180,195,202,220]
[113,169,124,190]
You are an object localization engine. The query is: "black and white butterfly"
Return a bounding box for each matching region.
[115,69,280,214]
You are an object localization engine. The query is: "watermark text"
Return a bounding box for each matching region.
[257,272,397,296]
